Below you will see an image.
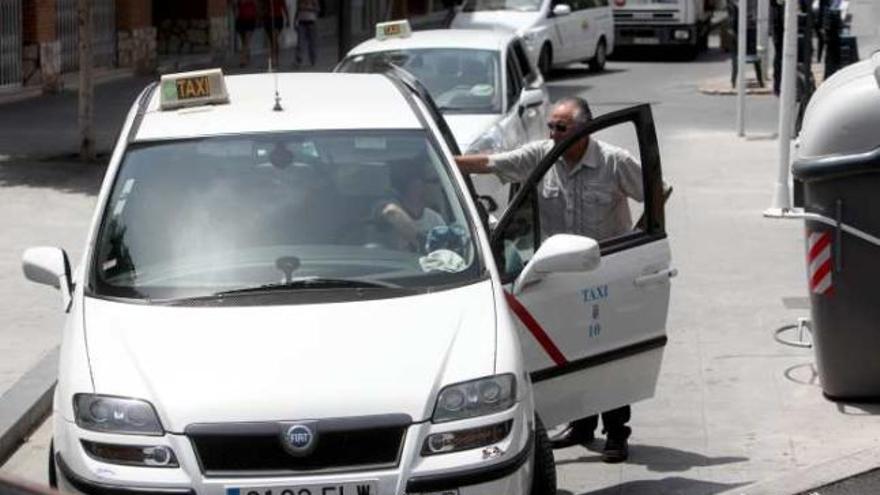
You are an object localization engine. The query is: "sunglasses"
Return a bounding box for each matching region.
[546,122,569,133]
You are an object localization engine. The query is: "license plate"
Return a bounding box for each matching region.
[227,481,378,495]
[633,37,660,45]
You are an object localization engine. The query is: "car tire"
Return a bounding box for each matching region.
[48,439,58,488]
[529,416,556,495]
[589,39,607,72]
[538,45,552,77]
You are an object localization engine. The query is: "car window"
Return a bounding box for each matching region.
[91,130,484,301]
[338,49,502,114]
[512,40,536,86]
[461,0,543,12]
[494,122,654,280]
[505,50,523,112]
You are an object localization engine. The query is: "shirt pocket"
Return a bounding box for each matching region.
[583,188,614,207]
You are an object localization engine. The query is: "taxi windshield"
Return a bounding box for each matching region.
[461,0,543,12]
[90,130,483,302]
[338,49,502,114]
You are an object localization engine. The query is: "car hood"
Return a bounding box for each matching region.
[83,281,497,432]
[451,11,540,34]
[444,114,501,153]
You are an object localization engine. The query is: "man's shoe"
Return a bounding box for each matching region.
[549,425,595,449]
[601,437,628,463]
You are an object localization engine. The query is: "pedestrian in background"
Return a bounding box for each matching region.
[235,0,258,67]
[264,0,290,69]
[295,0,321,68]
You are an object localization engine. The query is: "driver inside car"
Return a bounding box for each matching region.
[378,166,446,253]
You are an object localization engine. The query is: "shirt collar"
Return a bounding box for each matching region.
[561,137,600,176]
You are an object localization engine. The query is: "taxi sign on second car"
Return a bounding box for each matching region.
[160,68,229,111]
[375,19,412,41]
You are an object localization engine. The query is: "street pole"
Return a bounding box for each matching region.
[736,0,747,137]
[765,0,799,217]
[77,0,95,162]
[338,0,351,62]
[757,0,769,70]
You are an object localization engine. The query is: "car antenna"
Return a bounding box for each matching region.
[268,0,283,111]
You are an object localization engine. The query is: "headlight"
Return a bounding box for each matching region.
[422,420,513,456]
[74,394,164,435]
[674,29,690,40]
[81,441,178,467]
[432,374,516,423]
[465,126,504,155]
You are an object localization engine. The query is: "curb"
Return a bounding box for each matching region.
[718,446,880,495]
[0,348,58,466]
[0,68,135,107]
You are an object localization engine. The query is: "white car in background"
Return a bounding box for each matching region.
[336,21,551,213]
[451,0,615,75]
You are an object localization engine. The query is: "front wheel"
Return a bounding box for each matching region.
[529,416,557,495]
[589,39,607,72]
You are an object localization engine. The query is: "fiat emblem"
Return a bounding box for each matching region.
[280,423,317,457]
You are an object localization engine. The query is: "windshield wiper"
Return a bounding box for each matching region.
[213,277,402,296]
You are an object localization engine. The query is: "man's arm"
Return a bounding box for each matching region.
[455,140,552,182]
[454,155,492,175]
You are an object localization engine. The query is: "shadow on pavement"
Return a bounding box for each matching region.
[547,67,629,82]
[555,443,748,473]
[557,477,750,495]
[0,158,107,196]
[611,46,730,64]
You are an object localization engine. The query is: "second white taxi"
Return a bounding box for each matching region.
[336,20,551,213]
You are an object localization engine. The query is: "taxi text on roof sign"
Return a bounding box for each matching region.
[375,19,412,41]
[159,68,229,111]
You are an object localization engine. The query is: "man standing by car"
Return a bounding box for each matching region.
[454,96,647,463]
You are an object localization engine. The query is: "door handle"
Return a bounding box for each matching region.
[634,268,678,287]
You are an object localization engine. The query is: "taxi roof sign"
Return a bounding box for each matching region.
[376,20,412,41]
[159,68,229,111]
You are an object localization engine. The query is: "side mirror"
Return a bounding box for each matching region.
[519,88,545,109]
[22,246,73,311]
[513,234,600,294]
[551,4,572,16]
[477,194,499,213]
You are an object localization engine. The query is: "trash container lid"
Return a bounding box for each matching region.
[797,52,880,160]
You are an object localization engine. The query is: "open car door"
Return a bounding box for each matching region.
[490,105,674,428]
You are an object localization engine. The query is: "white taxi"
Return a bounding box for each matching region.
[22,68,673,495]
[336,20,550,213]
[451,0,615,75]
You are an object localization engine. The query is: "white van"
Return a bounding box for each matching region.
[452,0,615,75]
[22,68,672,495]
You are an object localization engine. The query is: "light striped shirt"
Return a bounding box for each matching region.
[488,138,644,240]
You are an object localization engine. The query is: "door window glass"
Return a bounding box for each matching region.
[512,41,536,85]
[505,50,523,111]
[494,116,660,281]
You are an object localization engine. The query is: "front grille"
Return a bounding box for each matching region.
[614,9,679,23]
[187,416,409,476]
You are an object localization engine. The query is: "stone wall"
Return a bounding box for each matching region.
[157,18,212,55]
[118,26,157,73]
[209,15,231,60]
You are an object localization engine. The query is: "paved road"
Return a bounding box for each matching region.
[3,34,880,495]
